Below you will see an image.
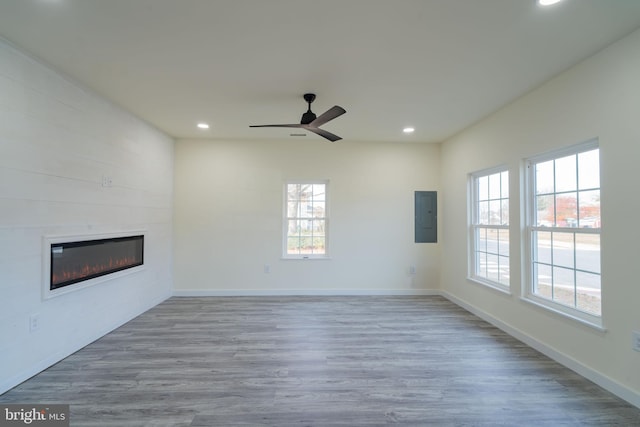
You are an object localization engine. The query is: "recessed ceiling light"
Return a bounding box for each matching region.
[538,0,563,6]
[197,123,210,129]
[403,127,415,134]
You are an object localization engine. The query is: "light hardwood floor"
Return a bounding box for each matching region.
[2,296,639,426]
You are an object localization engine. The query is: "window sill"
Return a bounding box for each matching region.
[520,295,606,332]
[468,277,512,296]
[281,256,332,261]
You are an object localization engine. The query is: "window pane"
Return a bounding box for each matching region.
[477,227,487,252]
[578,149,600,190]
[300,219,312,232]
[489,173,501,200]
[497,229,509,257]
[575,234,600,274]
[287,237,300,254]
[498,255,510,285]
[576,271,601,316]
[287,201,301,217]
[286,184,298,201]
[299,235,312,251]
[534,263,552,298]
[486,229,498,255]
[477,251,487,278]
[534,231,552,264]
[555,155,577,193]
[312,184,326,201]
[553,266,575,308]
[298,185,311,203]
[478,201,489,224]
[552,232,574,269]
[478,176,488,201]
[536,160,554,195]
[312,219,325,234]
[578,190,600,228]
[487,253,499,282]
[287,219,300,235]
[556,192,577,227]
[489,200,501,225]
[501,171,509,198]
[501,200,509,225]
[311,201,325,218]
[536,194,554,227]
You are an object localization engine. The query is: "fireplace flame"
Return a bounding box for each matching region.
[51,256,139,286]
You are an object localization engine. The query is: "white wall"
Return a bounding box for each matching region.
[0,39,174,393]
[440,28,640,405]
[174,138,440,295]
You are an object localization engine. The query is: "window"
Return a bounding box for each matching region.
[284,181,328,258]
[525,140,601,324]
[469,167,510,290]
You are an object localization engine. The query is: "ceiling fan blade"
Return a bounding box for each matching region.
[249,124,303,128]
[309,105,346,127]
[306,126,342,142]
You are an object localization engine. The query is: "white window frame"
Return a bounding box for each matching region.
[283,180,329,259]
[468,165,510,292]
[523,139,602,328]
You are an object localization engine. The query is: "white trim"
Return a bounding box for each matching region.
[467,276,512,296]
[520,294,604,330]
[469,163,510,179]
[173,288,440,297]
[42,230,146,300]
[281,254,330,260]
[441,291,639,410]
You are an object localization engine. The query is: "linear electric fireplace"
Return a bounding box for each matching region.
[43,232,144,298]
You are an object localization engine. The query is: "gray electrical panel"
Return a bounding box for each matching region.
[415,191,437,243]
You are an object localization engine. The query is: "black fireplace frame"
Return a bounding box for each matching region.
[43,231,145,299]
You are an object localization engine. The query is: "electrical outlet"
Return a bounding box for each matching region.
[101,175,113,187]
[263,264,271,274]
[408,265,416,276]
[633,331,640,352]
[29,314,40,332]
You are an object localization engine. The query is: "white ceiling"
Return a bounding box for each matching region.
[1,0,640,143]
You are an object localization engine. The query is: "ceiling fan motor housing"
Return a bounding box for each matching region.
[301,111,317,124]
[301,93,317,124]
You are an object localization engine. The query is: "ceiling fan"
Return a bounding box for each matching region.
[250,93,346,142]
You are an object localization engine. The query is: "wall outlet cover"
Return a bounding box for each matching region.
[29,314,40,332]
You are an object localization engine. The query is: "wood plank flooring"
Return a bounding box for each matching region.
[1,296,639,426]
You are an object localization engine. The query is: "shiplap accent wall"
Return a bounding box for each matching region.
[0,39,174,394]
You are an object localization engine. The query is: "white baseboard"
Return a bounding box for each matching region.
[441,290,640,410]
[173,288,440,297]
